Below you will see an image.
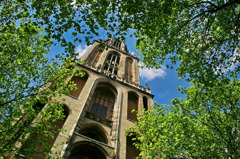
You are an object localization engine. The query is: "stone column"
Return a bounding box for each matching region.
[138,95,143,114]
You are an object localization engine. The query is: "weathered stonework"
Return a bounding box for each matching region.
[48,38,154,159]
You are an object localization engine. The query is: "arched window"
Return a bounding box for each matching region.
[79,125,108,144]
[103,52,120,75]
[126,135,140,159]
[86,45,102,67]
[48,104,69,146]
[125,57,133,82]
[68,71,88,98]
[127,92,138,122]
[143,96,148,111]
[87,86,115,120]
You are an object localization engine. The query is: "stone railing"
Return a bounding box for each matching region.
[85,111,113,127]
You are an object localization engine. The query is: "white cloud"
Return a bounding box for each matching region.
[75,45,89,59]
[130,51,135,56]
[139,63,167,81]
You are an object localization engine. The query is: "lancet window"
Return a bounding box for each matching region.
[103,52,120,75]
[114,40,121,49]
[19,104,69,158]
[68,71,88,98]
[127,92,139,122]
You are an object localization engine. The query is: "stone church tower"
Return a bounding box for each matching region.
[49,38,154,159]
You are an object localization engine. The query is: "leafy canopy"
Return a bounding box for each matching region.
[1,0,240,158]
[128,79,240,158]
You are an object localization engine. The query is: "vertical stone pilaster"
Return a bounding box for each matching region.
[110,89,123,148]
[119,90,128,159]
[148,96,154,111]
[133,59,140,84]
[96,48,109,68]
[118,55,126,77]
[74,75,98,131]
[51,75,98,158]
[81,42,99,61]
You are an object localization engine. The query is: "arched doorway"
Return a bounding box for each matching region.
[69,142,107,159]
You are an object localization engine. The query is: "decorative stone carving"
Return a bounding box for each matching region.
[96,64,101,71]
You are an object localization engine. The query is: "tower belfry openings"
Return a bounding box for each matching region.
[18,38,154,159]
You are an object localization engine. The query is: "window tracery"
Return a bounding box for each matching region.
[88,87,115,120]
[103,52,120,75]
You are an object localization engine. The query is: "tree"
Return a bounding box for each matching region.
[0,18,78,157]
[109,0,240,158]
[81,0,240,84]
[1,0,239,158]
[0,1,81,157]
[128,78,240,158]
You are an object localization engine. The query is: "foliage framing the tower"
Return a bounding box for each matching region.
[1,0,240,158]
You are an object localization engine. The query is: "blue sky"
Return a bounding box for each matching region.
[50,30,190,106]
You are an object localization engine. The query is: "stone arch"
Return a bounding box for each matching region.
[87,81,118,120]
[125,57,133,82]
[143,96,148,111]
[68,141,108,159]
[127,91,139,122]
[78,123,108,144]
[92,77,120,92]
[19,103,69,158]
[103,51,121,75]
[32,96,48,114]
[68,71,89,98]
[95,81,118,97]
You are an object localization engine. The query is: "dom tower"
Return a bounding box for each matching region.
[51,38,154,159]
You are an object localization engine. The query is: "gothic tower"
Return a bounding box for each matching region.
[49,38,154,159]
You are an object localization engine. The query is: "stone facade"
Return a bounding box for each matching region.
[49,38,154,159]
